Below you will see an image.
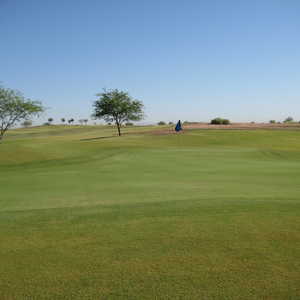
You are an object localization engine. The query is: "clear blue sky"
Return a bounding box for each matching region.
[1,0,300,124]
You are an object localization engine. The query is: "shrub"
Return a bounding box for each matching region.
[125,122,134,126]
[211,118,222,125]
[269,120,276,124]
[211,118,230,125]
[22,120,32,127]
[183,121,196,125]
[158,121,166,125]
[284,117,294,123]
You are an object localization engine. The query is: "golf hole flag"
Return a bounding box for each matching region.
[175,120,182,132]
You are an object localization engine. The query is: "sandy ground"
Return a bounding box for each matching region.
[149,123,300,135]
[184,122,300,130]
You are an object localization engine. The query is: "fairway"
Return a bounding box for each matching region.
[1,126,300,299]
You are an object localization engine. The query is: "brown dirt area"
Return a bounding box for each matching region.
[148,123,300,135]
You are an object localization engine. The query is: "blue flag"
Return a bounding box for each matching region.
[175,120,182,132]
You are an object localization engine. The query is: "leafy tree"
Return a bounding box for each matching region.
[0,86,43,141]
[68,118,74,125]
[48,118,53,124]
[168,121,174,125]
[61,118,66,124]
[269,120,276,124]
[83,119,88,125]
[93,89,144,136]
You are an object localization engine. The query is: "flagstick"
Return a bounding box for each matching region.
[174,120,182,148]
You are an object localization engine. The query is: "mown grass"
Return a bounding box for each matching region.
[0,126,300,299]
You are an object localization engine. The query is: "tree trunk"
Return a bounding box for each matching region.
[116,122,121,136]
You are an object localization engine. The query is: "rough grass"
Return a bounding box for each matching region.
[0,126,300,299]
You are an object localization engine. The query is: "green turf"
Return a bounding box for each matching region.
[0,126,300,299]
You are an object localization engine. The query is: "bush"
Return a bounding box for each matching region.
[269,120,276,124]
[125,122,134,126]
[284,117,294,123]
[22,120,32,127]
[183,121,196,125]
[168,122,174,125]
[211,118,222,125]
[211,118,230,125]
[158,121,166,125]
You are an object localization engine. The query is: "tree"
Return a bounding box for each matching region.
[211,118,230,125]
[0,86,43,141]
[158,121,166,125]
[22,120,32,128]
[48,118,53,124]
[79,119,84,125]
[284,116,294,123]
[93,89,144,136]
[83,119,88,125]
[61,118,66,124]
[68,118,74,125]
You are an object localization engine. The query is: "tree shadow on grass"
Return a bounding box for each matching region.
[80,135,117,141]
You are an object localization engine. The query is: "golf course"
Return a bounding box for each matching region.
[0,125,299,299]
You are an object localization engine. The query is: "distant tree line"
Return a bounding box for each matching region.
[3,84,300,142]
[269,117,300,124]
